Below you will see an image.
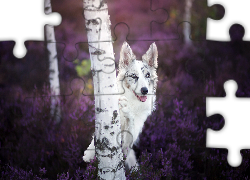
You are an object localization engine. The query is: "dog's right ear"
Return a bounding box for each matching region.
[119,42,136,69]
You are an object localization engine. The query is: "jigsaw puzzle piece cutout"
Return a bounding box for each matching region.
[70,43,117,96]
[51,0,90,62]
[177,22,207,87]
[111,0,224,43]
[0,0,61,58]
[204,148,250,178]
[26,77,91,121]
[189,0,225,41]
[0,40,82,125]
[206,80,250,167]
[1,42,91,100]
[158,25,208,97]
[207,0,250,41]
[111,0,169,42]
[52,0,114,63]
[0,41,49,93]
[185,24,250,96]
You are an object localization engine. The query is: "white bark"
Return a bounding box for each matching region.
[45,0,61,124]
[183,0,193,45]
[83,0,126,179]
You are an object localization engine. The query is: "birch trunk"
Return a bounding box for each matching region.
[183,0,193,45]
[83,0,126,179]
[45,0,61,124]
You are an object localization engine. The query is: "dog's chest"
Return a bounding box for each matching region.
[131,113,148,143]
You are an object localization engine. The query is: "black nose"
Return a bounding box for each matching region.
[141,87,148,95]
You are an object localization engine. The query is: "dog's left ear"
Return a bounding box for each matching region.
[142,42,158,68]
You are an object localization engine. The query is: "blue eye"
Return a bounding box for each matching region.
[146,73,150,78]
[131,74,138,79]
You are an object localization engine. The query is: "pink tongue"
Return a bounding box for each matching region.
[139,96,147,102]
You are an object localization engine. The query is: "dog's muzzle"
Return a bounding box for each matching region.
[133,87,148,102]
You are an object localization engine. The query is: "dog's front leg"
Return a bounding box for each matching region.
[83,135,95,162]
[119,96,139,170]
[125,149,139,170]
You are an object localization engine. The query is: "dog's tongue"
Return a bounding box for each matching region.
[139,96,147,102]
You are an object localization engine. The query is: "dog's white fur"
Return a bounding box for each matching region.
[83,42,158,170]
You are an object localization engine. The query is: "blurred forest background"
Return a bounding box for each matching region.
[1,0,250,179]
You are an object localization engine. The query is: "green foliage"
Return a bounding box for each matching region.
[74,59,91,77]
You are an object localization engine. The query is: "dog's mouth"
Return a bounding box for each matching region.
[133,91,147,102]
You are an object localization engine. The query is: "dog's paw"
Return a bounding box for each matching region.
[125,149,140,171]
[131,163,140,171]
[119,96,129,114]
[83,150,95,162]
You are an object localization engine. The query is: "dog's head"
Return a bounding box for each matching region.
[118,42,158,102]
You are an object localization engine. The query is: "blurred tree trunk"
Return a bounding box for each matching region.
[45,0,61,124]
[83,0,126,179]
[183,0,193,45]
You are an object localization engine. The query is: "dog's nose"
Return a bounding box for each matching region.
[141,87,148,95]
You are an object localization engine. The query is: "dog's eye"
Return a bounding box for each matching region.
[131,74,138,79]
[146,73,150,78]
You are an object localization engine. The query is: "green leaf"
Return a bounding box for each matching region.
[75,59,91,77]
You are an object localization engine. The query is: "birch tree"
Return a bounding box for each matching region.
[83,0,126,179]
[183,0,193,45]
[45,0,61,124]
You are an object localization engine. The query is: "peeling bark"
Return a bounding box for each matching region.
[83,0,126,179]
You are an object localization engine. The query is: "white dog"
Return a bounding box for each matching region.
[83,42,158,170]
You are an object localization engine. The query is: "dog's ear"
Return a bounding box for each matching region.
[142,42,158,68]
[119,42,136,69]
